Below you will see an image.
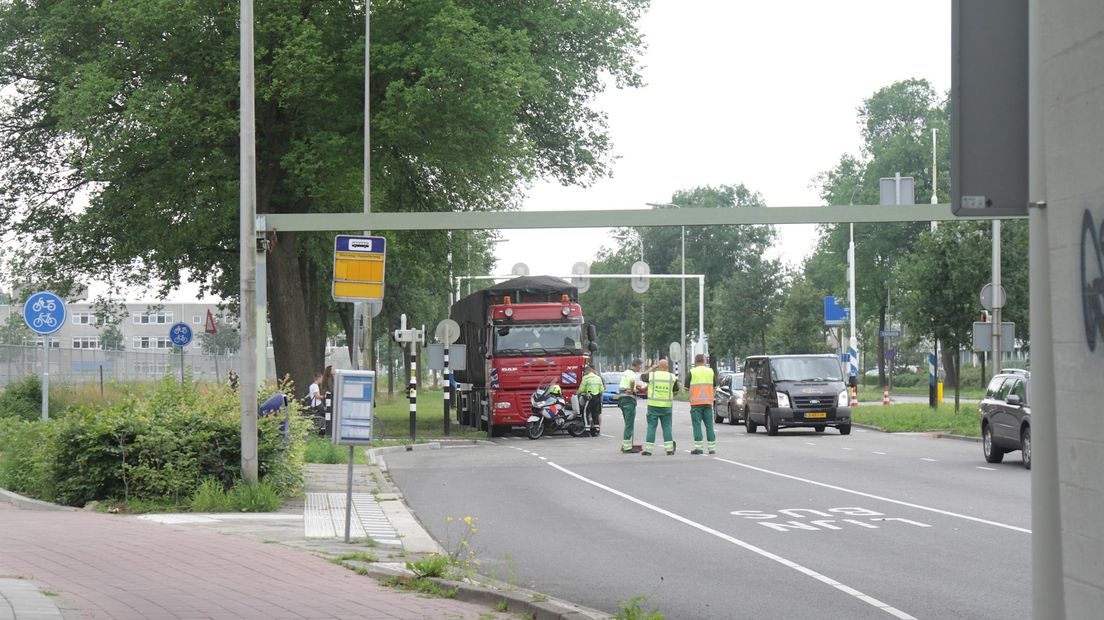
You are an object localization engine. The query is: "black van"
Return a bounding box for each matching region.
[742,354,852,435]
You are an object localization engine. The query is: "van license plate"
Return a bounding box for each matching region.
[805,412,827,419]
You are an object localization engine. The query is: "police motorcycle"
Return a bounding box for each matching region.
[526,378,587,440]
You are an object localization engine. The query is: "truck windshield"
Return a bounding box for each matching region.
[494,322,583,356]
[770,357,844,382]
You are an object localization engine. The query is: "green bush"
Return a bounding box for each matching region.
[0,377,309,508]
[228,478,281,512]
[0,376,61,421]
[190,477,233,512]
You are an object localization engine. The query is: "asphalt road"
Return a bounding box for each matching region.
[387,402,1029,619]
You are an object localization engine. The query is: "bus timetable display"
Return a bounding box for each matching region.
[333,370,375,445]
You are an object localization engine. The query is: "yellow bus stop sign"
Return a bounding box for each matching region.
[333,235,386,302]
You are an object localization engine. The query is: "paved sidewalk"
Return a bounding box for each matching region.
[0,448,497,619]
[0,443,605,620]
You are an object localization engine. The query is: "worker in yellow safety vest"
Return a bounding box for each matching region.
[617,359,644,452]
[688,354,716,455]
[643,359,679,456]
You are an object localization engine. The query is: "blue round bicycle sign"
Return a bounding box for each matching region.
[169,322,193,347]
[23,291,66,335]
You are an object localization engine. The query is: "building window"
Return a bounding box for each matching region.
[132,311,173,325]
[73,337,100,349]
[132,336,172,350]
[34,338,61,348]
[72,312,101,326]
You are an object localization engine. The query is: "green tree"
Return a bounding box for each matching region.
[0,312,32,346]
[895,220,1029,408]
[581,185,779,364]
[765,272,834,355]
[0,0,649,393]
[199,319,241,355]
[812,79,950,386]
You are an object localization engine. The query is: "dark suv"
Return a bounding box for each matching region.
[742,354,852,435]
[980,369,1032,469]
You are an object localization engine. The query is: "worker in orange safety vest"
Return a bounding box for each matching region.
[688,353,716,455]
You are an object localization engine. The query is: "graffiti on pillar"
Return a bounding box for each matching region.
[1083,209,1104,352]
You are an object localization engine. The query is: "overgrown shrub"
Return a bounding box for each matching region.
[0,377,309,507]
[0,375,61,421]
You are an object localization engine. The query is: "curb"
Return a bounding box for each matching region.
[339,561,607,620]
[0,488,78,512]
[934,432,982,443]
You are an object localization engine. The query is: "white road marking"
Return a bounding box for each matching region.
[920,458,937,462]
[976,466,997,471]
[546,461,917,620]
[714,458,1030,534]
[539,456,547,461]
[805,442,817,446]
[842,447,854,451]
[873,451,887,455]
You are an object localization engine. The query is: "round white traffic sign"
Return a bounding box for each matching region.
[571,261,590,294]
[511,262,529,277]
[630,261,650,293]
[980,283,1007,310]
[435,319,461,345]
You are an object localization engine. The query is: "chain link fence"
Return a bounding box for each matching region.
[0,344,276,389]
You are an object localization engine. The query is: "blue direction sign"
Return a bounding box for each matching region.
[823,295,849,326]
[169,322,193,347]
[23,291,66,335]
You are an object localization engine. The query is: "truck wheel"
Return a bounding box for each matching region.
[815,425,826,433]
[526,421,544,440]
[490,424,507,438]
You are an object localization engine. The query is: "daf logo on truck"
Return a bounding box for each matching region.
[450,276,599,437]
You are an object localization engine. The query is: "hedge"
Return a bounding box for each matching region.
[0,377,308,507]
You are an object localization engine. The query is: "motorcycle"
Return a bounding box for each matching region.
[526,379,587,440]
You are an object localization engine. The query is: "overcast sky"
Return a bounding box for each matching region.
[493,0,951,278]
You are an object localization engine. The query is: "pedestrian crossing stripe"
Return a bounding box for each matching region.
[304,493,401,544]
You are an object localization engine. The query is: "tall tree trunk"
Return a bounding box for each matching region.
[267,230,322,398]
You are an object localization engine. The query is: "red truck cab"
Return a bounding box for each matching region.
[450,276,597,437]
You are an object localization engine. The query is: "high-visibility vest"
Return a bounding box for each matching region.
[579,371,603,395]
[689,365,715,405]
[647,371,676,408]
[622,366,640,390]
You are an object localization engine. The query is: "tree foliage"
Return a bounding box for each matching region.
[582,184,778,365]
[0,0,649,392]
[811,78,952,384]
[895,220,1028,401]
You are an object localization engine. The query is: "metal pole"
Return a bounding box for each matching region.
[680,226,686,382]
[41,337,49,421]
[848,223,858,389]
[180,346,186,391]
[697,276,705,354]
[360,4,373,375]
[344,445,354,543]
[443,345,451,435]
[639,236,644,361]
[406,341,416,450]
[239,0,259,483]
[1027,0,1063,611]
[991,219,1002,374]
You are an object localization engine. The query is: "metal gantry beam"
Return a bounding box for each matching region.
[259,203,1019,233]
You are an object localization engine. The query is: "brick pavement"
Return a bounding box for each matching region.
[0,502,500,619]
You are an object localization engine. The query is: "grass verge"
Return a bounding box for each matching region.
[852,403,980,436]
